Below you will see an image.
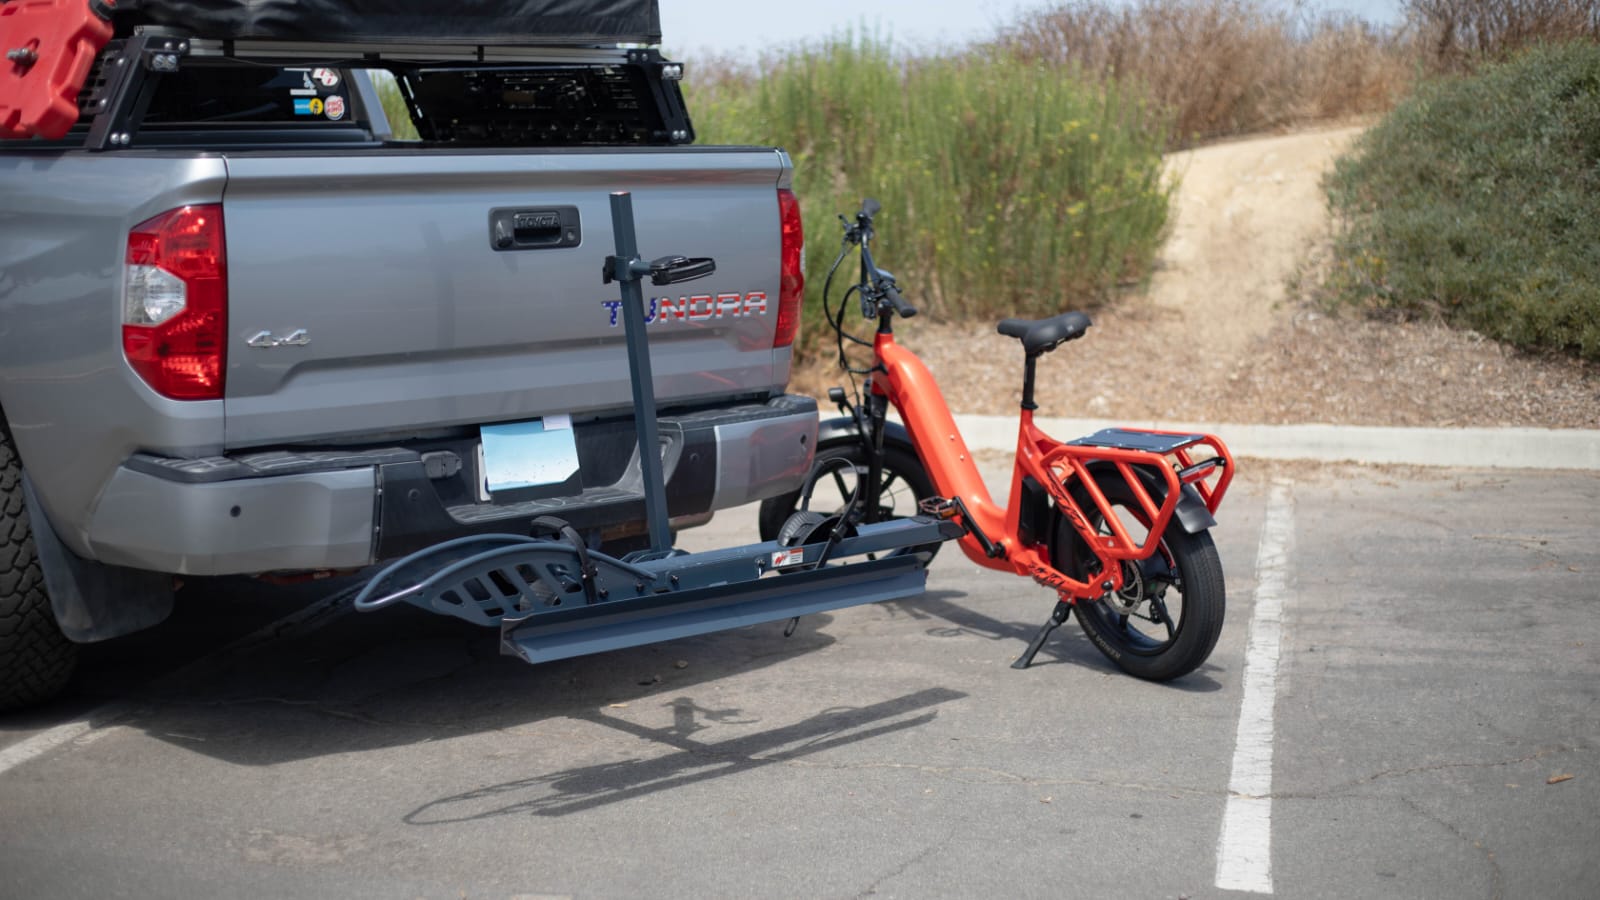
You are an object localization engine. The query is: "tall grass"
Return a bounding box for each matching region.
[689,35,1172,333]
[992,0,1410,146]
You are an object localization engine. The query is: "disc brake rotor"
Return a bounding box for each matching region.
[1104,559,1146,615]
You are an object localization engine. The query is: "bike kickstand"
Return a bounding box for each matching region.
[1011,600,1073,670]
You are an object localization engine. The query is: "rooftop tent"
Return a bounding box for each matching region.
[110,0,663,45]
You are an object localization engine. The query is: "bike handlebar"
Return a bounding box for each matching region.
[881,281,918,318]
[847,199,918,319]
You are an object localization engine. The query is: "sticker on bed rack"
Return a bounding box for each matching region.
[293,97,325,116]
[312,68,341,88]
[771,548,805,567]
[324,95,346,121]
[285,68,317,96]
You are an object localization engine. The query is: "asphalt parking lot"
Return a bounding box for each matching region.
[2,461,1597,899]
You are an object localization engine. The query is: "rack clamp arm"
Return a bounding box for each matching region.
[603,254,716,287]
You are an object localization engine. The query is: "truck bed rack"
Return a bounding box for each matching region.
[2,0,689,148]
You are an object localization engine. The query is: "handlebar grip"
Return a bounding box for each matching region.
[884,284,918,318]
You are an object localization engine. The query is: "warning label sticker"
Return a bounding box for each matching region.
[286,68,317,97]
[771,548,805,568]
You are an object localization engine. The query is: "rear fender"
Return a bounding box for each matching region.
[1083,460,1217,534]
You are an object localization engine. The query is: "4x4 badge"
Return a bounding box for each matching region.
[246,329,311,348]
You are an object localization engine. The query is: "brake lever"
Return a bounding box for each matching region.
[858,283,878,319]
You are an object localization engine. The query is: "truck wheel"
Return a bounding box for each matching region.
[0,423,77,710]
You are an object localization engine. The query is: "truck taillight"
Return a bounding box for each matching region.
[122,205,227,400]
[774,188,804,349]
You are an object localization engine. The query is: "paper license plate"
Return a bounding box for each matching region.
[480,415,580,495]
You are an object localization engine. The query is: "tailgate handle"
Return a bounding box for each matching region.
[514,213,561,243]
[489,206,581,251]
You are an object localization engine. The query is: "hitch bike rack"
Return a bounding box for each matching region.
[353,191,964,662]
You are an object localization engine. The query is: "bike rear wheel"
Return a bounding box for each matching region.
[1053,478,1225,681]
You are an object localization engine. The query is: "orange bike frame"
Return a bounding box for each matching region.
[869,332,1234,602]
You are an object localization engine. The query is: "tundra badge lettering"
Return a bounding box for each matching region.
[600,292,769,326]
[246,329,311,348]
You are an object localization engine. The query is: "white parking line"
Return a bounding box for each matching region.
[1216,482,1294,893]
[0,583,357,778]
[0,713,116,774]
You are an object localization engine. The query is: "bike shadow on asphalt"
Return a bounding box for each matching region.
[401,685,969,822]
[885,589,1226,693]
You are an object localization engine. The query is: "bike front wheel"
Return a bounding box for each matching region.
[1053,478,1225,681]
[758,442,941,563]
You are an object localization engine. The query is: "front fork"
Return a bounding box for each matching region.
[862,392,891,525]
[826,382,892,527]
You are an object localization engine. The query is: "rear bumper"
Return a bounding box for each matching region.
[84,396,817,575]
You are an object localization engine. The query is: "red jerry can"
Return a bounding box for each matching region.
[0,0,115,140]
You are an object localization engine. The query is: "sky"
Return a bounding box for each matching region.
[659,0,1405,60]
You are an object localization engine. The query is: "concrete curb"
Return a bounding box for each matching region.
[950,414,1600,471]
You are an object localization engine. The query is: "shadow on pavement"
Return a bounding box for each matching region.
[12,573,1214,772]
[31,577,857,767]
[887,590,1225,692]
[403,686,967,821]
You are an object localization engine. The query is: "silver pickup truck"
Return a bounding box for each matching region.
[0,1,816,708]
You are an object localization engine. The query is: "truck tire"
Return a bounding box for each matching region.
[0,422,77,710]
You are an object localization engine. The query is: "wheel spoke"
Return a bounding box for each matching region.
[1148,594,1176,643]
[831,468,852,499]
[879,475,905,518]
[880,470,901,497]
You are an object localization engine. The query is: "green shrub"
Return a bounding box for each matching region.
[1324,43,1600,361]
[686,35,1172,342]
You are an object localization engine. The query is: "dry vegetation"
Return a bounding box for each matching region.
[801,310,1600,429]
[991,0,1410,146]
[1409,0,1599,70]
[988,0,1600,146]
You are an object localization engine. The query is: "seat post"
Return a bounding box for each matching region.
[1020,353,1039,412]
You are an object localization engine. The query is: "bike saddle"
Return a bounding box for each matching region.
[997,311,1092,356]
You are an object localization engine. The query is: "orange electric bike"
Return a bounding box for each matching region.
[758,199,1236,680]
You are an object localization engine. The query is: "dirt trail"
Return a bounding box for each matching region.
[1145,126,1362,363]
[803,124,1600,429]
